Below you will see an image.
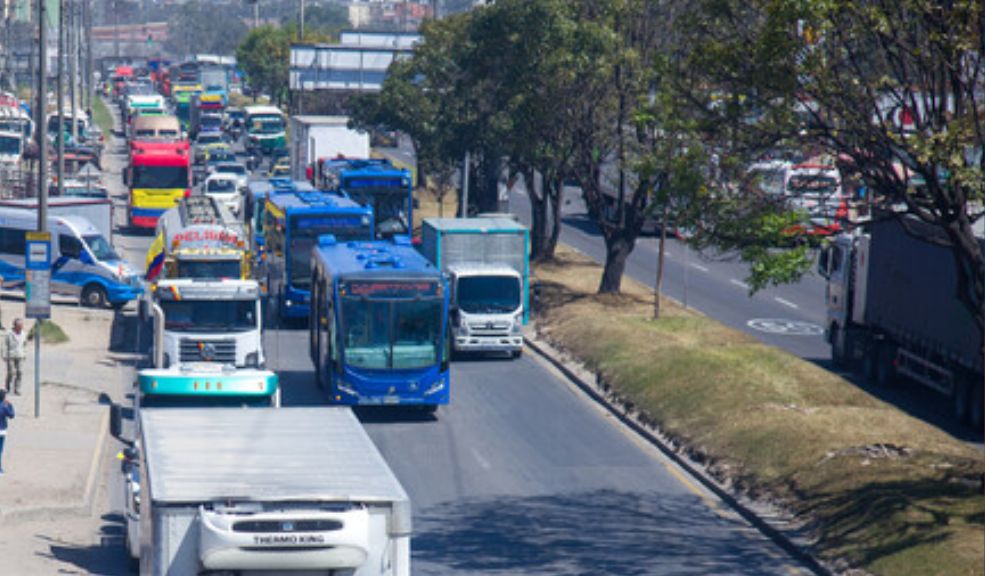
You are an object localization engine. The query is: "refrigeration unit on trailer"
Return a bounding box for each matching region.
[131,407,411,575]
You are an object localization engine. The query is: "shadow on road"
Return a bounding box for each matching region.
[36,513,131,575]
[413,489,795,575]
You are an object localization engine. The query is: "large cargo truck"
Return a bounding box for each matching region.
[288,115,371,181]
[419,217,529,357]
[818,214,984,428]
[127,407,411,575]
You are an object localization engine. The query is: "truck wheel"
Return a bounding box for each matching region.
[969,380,984,431]
[863,340,881,384]
[953,376,971,426]
[875,343,897,387]
[511,349,523,359]
[831,325,849,369]
[81,284,107,308]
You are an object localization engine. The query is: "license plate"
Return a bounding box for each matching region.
[383,396,400,405]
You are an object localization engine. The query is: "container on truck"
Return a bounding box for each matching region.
[124,407,410,575]
[818,213,984,428]
[289,115,370,181]
[419,217,529,357]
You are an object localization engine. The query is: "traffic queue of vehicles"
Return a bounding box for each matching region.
[102,64,529,573]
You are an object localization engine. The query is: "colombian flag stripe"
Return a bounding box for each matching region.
[145,233,165,281]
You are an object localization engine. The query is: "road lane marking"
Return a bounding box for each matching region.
[747,318,823,336]
[774,297,800,309]
[730,278,750,290]
[690,263,709,272]
[471,447,492,470]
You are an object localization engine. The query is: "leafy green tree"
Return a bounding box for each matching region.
[236,25,291,105]
[664,0,984,329]
[286,4,349,39]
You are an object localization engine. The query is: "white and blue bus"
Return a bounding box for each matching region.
[310,236,450,410]
[261,186,375,323]
[0,208,142,308]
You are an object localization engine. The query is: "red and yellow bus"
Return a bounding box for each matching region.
[127,141,191,229]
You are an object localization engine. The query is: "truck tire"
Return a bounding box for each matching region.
[81,284,107,308]
[953,375,971,426]
[875,343,898,387]
[831,325,851,369]
[863,339,881,384]
[969,379,984,431]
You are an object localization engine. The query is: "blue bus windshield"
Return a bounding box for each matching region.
[341,180,408,236]
[341,297,441,370]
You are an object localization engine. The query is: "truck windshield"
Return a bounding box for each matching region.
[457,276,521,314]
[132,165,187,189]
[288,219,371,289]
[175,259,241,279]
[341,298,441,370]
[161,299,256,332]
[0,135,21,155]
[201,116,222,129]
[787,174,838,197]
[83,234,120,261]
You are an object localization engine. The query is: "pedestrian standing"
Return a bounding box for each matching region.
[0,389,13,475]
[3,319,28,395]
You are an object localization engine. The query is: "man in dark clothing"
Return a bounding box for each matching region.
[0,389,13,475]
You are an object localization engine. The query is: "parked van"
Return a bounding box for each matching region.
[0,208,142,308]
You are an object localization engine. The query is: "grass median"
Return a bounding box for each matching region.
[533,245,983,576]
[92,97,114,136]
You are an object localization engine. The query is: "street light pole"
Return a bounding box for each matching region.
[68,0,77,144]
[34,0,49,418]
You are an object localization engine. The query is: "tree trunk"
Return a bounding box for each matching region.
[654,202,669,319]
[543,175,564,260]
[599,231,633,293]
[528,170,549,261]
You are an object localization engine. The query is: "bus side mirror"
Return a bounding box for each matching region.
[122,168,129,186]
[817,247,830,279]
[138,299,149,323]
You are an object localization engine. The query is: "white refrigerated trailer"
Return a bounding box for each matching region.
[134,407,412,575]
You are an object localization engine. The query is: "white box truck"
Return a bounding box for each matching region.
[129,407,412,575]
[419,217,530,358]
[289,115,371,181]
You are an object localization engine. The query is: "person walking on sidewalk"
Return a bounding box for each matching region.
[0,389,13,475]
[3,319,28,395]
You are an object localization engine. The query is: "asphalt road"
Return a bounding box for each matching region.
[97,109,817,574]
[265,323,810,575]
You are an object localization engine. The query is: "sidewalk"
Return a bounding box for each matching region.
[0,302,135,522]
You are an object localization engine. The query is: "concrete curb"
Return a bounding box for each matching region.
[523,332,832,576]
[0,405,111,523]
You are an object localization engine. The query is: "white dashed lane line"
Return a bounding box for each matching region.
[690,263,710,272]
[774,297,800,309]
[729,278,749,290]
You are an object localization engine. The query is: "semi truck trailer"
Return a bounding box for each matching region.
[128,407,411,575]
[818,214,984,428]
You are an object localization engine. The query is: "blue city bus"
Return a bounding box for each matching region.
[310,236,450,409]
[262,188,375,322]
[243,178,309,264]
[321,159,413,238]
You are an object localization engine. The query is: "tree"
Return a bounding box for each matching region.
[289,4,349,39]
[166,1,249,57]
[236,25,291,105]
[664,0,984,330]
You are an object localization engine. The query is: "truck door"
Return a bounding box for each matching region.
[824,240,850,329]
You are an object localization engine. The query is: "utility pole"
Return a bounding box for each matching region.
[57,0,65,199]
[298,0,304,42]
[34,0,49,419]
[69,0,77,143]
[113,0,119,60]
[84,0,93,115]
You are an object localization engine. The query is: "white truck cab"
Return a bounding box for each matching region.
[448,263,524,356]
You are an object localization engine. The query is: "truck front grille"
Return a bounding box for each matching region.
[233,519,344,533]
[468,321,511,336]
[179,338,237,364]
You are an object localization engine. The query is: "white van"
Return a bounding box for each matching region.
[0,208,142,308]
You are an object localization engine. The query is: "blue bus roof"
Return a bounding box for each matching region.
[267,189,370,217]
[313,238,440,279]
